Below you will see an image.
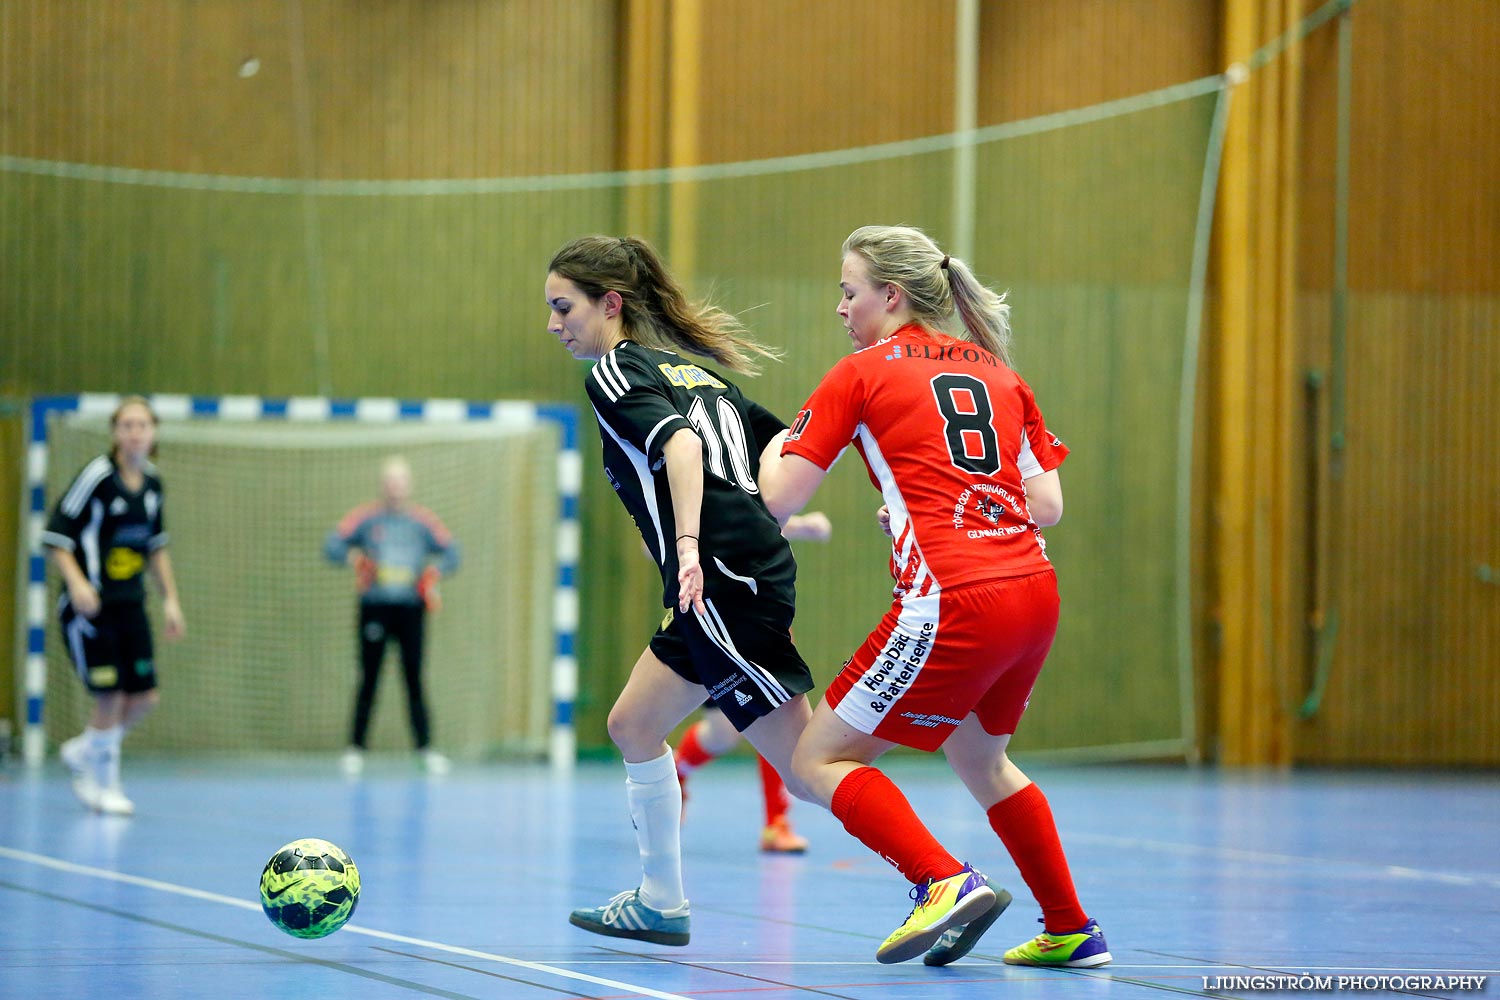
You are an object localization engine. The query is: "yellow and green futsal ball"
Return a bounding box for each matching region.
[259,838,360,939]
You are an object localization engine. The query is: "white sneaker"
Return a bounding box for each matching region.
[60,737,101,810]
[422,749,450,775]
[340,747,365,776]
[95,784,135,816]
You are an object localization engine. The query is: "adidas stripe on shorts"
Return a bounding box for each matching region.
[650,596,814,733]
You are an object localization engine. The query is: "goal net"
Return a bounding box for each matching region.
[33,401,564,761]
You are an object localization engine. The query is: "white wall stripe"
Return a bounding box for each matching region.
[150,394,192,420]
[555,521,581,564]
[422,399,467,423]
[218,396,263,421]
[354,397,399,422]
[27,583,46,624]
[557,450,583,494]
[552,656,578,700]
[286,397,331,421]
[27,442,47,484]
[78,393,120,418]
[553,589,579,633]
[25,654,47,693]
[492,401,537,430]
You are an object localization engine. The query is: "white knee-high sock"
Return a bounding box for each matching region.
[85,725,123,788]
[625,750,685,912]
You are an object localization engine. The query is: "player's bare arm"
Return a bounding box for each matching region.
[149,548,186,640]
[662,427,707,614]
[758,449,827,525]
[48,545,101,618]
[782,511,832,542]
[1021,468,1064,527]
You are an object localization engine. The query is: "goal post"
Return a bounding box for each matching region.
[19,393,580,769]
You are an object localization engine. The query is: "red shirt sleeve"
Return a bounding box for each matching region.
[780,355,867,471]
[1016,379,1069,478]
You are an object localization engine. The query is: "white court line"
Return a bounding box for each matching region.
[0,846,694,1000]
[1110,965,1497,975]
[1063,833,1500,890]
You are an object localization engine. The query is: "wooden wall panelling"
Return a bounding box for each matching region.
[1212,0,1309,765]
[1293,0,1500,765]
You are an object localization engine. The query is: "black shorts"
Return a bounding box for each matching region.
[58,601,157,694]
[649,596,814,733]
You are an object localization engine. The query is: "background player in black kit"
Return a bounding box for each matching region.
[545,235,816,947]
[43,396,186,816]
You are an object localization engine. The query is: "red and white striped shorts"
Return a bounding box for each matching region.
[824,569,1059,752]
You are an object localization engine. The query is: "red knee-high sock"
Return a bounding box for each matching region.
[757,755,790,826]
[988,782,1088,933]
[831,766,961,885]
[674,723,715,781]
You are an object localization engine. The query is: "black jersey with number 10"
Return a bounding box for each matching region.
[584,342,795,609]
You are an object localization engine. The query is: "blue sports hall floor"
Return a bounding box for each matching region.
[1,752,1496,999]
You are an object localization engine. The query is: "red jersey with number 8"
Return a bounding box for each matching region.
[782,324,1068,598]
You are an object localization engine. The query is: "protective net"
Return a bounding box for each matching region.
[12,82,1224,760]
[41,413,559,759]
[678,94,1223,758]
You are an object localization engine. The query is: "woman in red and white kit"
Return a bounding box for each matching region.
[759,225,1111,969]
